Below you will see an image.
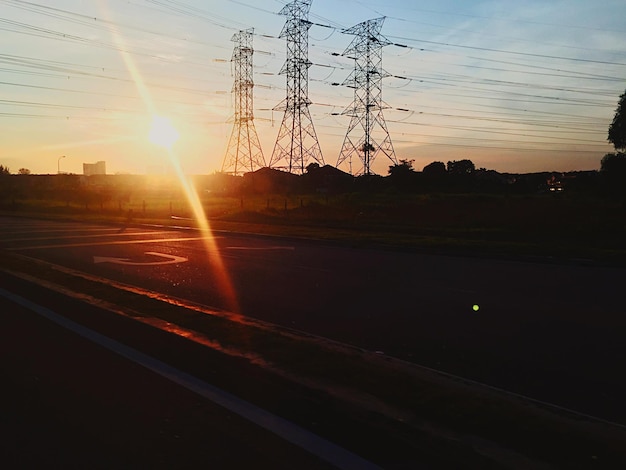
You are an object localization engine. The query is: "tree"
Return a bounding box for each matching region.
[305,162,320,174]
[387,159,416,191]
[0,164,10,175]
[600,152,626,200]
[422,161,446,177]
[388,159,414,176]
[447,159,475,175]
[18,168,31,175]
[608,90,626,151]
[601,152,626,173]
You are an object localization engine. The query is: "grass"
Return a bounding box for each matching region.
[8,188,624,266]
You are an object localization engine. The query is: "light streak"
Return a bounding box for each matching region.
[98,0,240,313]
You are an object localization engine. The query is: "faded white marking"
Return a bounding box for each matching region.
[2,230,175,244]
[94,251,188,266]
[7,235,222,251]
[226,246,295,251]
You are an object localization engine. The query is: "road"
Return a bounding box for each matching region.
[0,290,342,469]
[1,215,625,425]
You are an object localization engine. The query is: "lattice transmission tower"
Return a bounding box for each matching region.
[269,0,324,174]
[221,28,266,176]
[336,17,397,176]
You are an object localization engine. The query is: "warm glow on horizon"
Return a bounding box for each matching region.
[149,115,180,150]
[1,1,624,175]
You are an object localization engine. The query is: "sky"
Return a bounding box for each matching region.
[1,0,625,176]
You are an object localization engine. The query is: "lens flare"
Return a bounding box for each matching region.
[101,3,240,313]
[167,147,240,313]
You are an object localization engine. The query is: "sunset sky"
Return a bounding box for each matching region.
[1,0,625,175]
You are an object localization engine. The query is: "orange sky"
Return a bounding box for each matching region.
[1,0,623,175]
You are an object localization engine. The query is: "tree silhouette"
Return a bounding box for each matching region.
[0,165,10,175]
[447,159,475,175]
[388,159,414,176]
[601,152,626,172]
[601,152,626,200]
[423,161,446,177]
[608,90,626,151]
[305,162,320,174]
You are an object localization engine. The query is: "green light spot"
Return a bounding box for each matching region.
[473,304,480,312]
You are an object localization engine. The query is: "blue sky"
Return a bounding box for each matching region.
[1,0,625,175]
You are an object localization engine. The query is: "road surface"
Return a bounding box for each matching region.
[0,291,343,469]
[1,215,625,425]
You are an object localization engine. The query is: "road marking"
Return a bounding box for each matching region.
[226,246,295,251]
[0,288,382,470]
[94,252,188,266]
[6,235,222,251]
[1,230,175,243]
[1,227,122,236]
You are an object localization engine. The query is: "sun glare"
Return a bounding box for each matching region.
[149,115,180,149]
[98,4,239,313]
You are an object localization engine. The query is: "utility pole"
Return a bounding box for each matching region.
[269,0,324,174]
[222,28,266,175]
[336,17,397,175]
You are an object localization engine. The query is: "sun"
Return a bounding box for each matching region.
[148,115,180,149]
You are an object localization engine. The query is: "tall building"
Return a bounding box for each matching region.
[83,161,106,176]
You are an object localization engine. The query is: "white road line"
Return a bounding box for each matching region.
[1,230,176,243]
[226,246,295,251]
[93,252,188,266]
[0,227,138,234]
[6,235,223,251]
[0,288,382,470]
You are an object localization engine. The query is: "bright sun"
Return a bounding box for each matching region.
[148,115,180,149]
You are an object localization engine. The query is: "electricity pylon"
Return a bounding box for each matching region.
[336,17,397,176]
[222,28,266,175]
[269,0,324,174]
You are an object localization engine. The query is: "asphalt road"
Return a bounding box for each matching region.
[0,292,338,469]
[2,216,625,425]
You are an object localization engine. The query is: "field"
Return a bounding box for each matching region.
[2,174,625,264]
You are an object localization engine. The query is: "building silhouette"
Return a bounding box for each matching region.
[83,161,106,176]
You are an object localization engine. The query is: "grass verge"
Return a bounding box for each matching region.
[3,189,626,265]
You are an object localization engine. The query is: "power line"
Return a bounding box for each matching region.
[386,33,626,67]
[2,0,623,174]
